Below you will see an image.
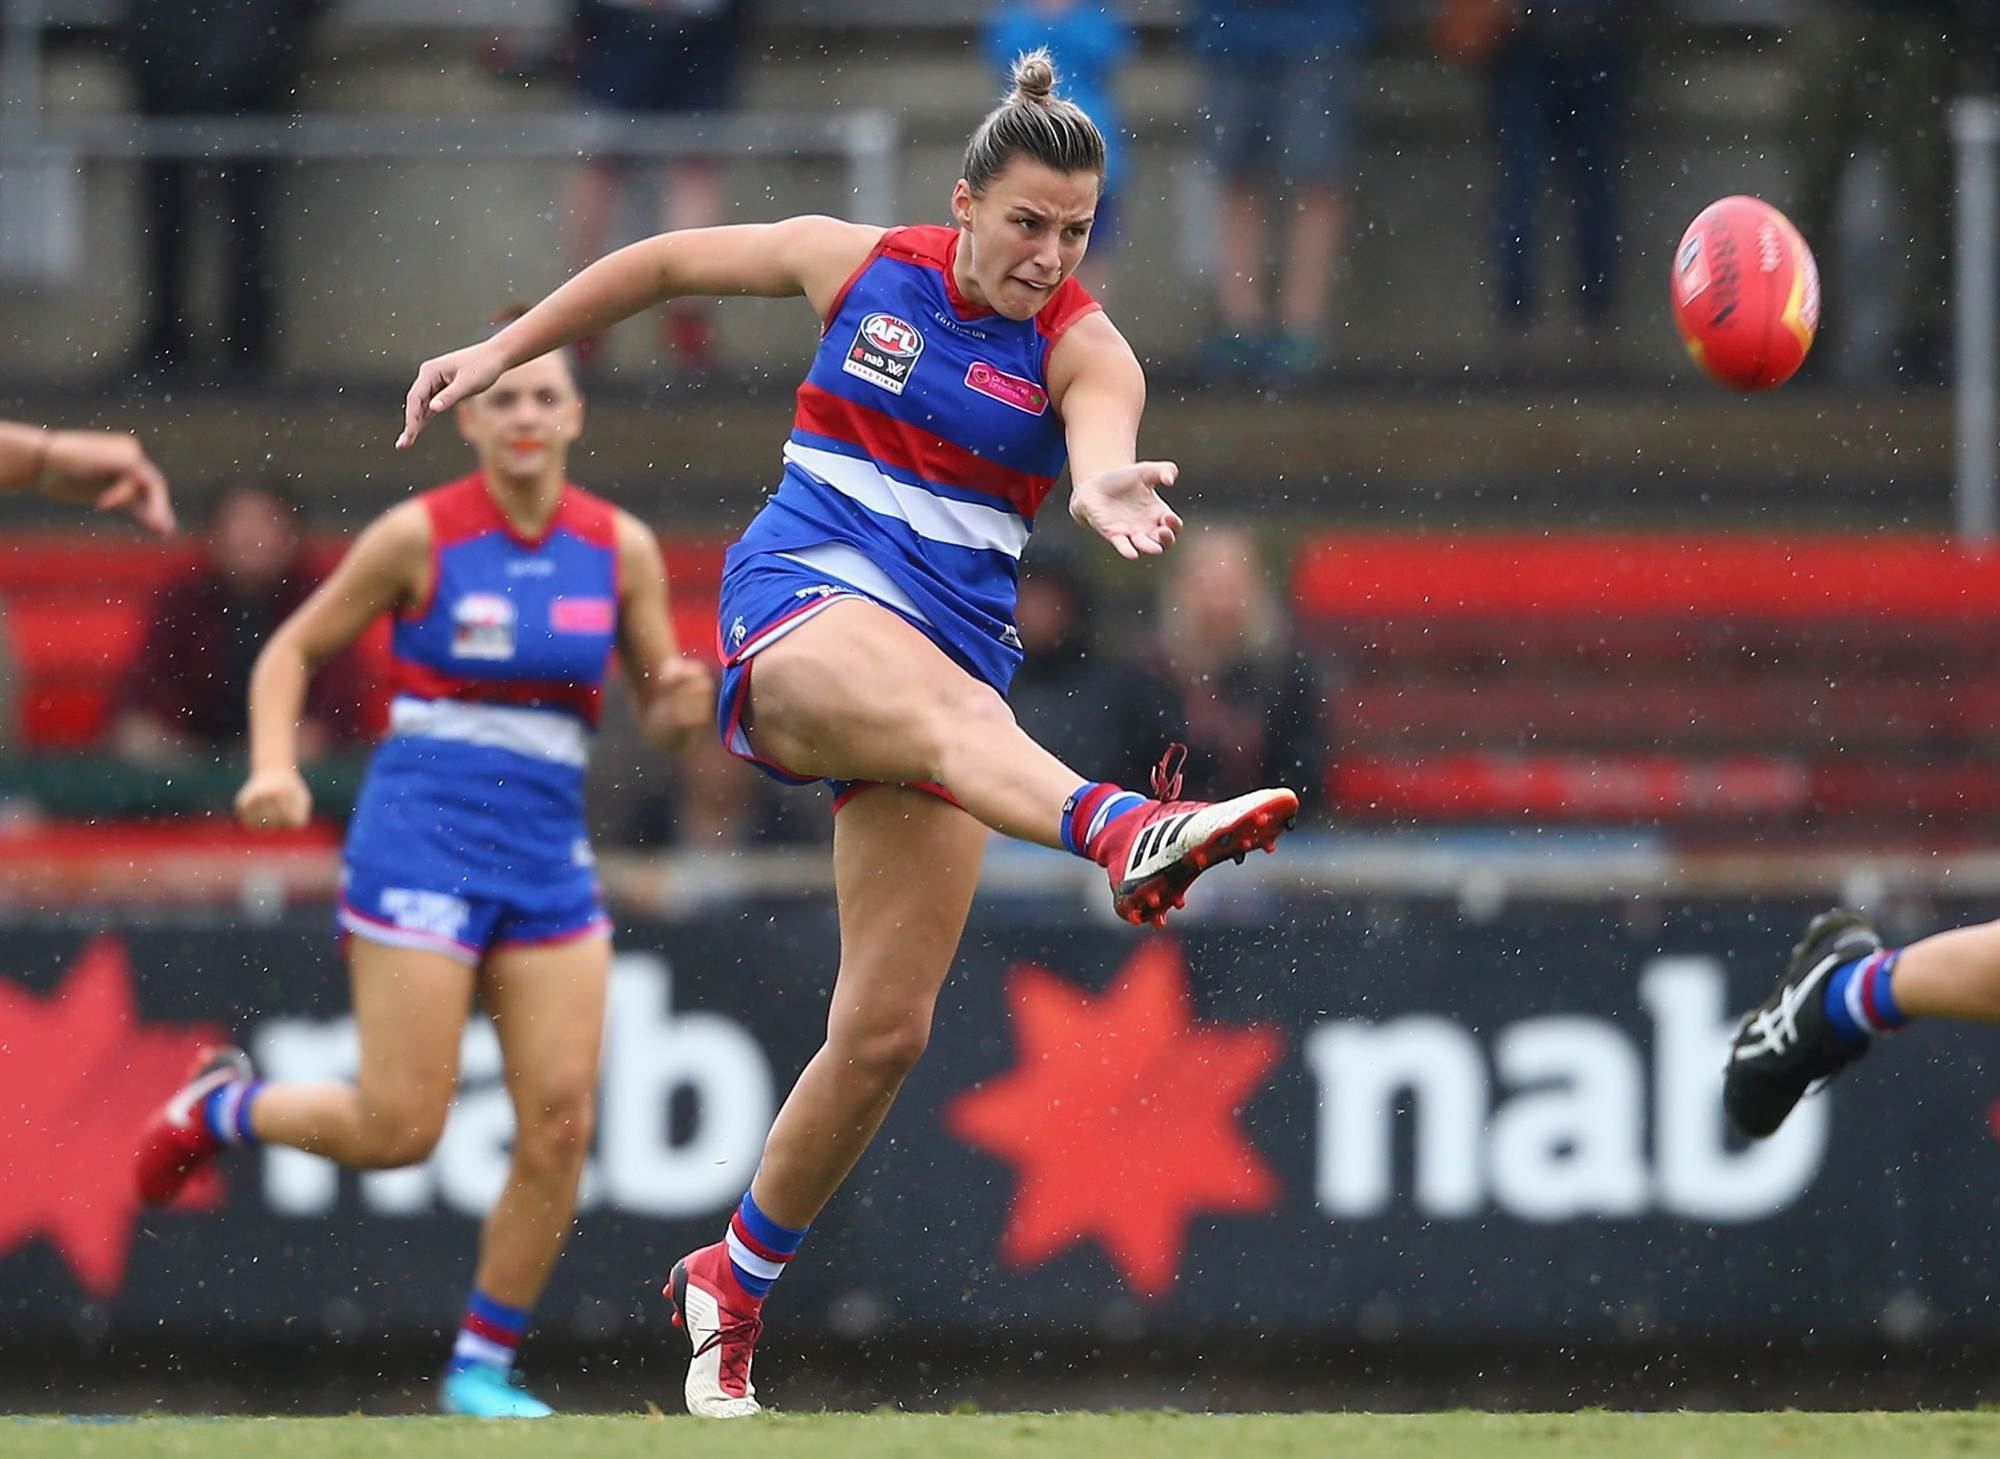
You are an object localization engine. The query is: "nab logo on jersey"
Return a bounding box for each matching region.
[452,592,518,661]
[843,311,924,395]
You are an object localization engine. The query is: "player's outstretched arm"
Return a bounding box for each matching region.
[237,501,430,830]
[612,511,714,756]
[0,420,176,535]
[397,216,882,449]
[1048,314,1182,561]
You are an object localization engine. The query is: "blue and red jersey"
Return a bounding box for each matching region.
[727,224,1100,692]
[387,472,620,765]
[342,475,621,937]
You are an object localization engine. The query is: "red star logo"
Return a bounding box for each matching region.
[0,936,227,1298]
[944,939,1283,1299]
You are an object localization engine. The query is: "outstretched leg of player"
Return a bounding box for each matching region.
[1725,911,2000,1139]
[744,599,1297,926]
[436,935,611,1418]
[665,785,985,1418]
[137,939,471,1206]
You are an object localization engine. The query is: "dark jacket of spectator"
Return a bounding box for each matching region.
[1150,527,1331,813]
[116,479,360,760]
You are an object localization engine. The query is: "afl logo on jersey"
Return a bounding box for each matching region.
[452,592,518,661]
[843,311,924,395]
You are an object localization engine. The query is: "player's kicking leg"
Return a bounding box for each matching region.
[744,600,1299,927]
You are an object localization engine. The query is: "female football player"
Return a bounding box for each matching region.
[136,329,713,1417]
[395,52,1300,1417]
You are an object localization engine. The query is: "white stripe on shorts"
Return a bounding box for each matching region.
[776,543,932,623]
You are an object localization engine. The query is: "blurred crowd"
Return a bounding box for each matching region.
[28,486,1329,848]
[83,0,1996,389]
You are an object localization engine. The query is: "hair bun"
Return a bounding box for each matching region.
[1009,48,1058,105]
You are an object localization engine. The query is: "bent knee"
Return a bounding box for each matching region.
[831,1014,932,1082]
[355,1118,447,1170]
[514,1089,598,1169]
[912,682,1015,776]
[353,1089,451,1168]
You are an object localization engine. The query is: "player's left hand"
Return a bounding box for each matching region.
[1070,461,1182,561]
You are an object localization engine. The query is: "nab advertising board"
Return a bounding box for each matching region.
[3,895,1997,1344]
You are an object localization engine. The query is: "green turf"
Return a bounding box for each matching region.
[6,1411,2000,1459]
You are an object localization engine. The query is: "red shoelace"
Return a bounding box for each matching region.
[695,1311,765,1396]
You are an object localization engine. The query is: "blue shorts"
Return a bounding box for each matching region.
[715,549,964,809]
[339,738,611,964]
[338,860,610,966]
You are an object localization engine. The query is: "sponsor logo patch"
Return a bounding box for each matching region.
[965,361,1048,416]
[451,592,517,661]
[551,596,615,634]
[379,888,472,944]
[842,311,924,395]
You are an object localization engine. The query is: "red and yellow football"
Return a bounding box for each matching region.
[1670,196,1820,391]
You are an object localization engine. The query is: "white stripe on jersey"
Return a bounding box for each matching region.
[389,695,590,768]
[783,441,1031,559]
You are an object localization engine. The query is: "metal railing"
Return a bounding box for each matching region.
[0,0,898,279]
[0,110,901,285]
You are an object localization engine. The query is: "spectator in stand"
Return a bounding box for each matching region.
[1788,0,1957,386]
[984,1,1133,289]
[1192,0,1370,381]
[1149,526,1329,814]
[1459,0,1631,340]
[114,477,360,767]
[1008,547,1177,790]
[119,0,331,381]
[565,0,751,376]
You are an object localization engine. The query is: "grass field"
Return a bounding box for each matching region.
[6,1411,2000,1459]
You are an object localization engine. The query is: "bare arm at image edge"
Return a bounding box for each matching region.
[0,421,177,535]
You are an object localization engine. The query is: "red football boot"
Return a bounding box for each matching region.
[1090,746,1299,927]
[664,1241,764,1418]
[135,1045,253,1207]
